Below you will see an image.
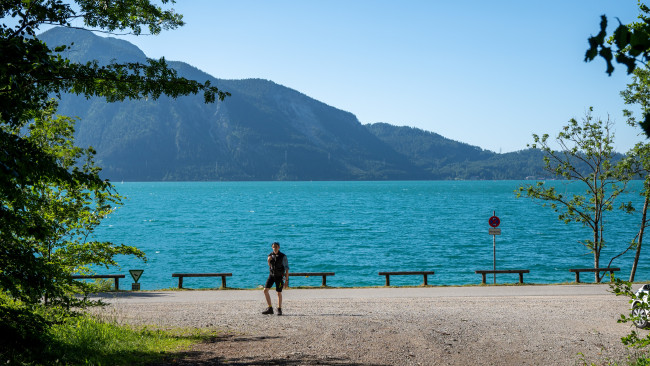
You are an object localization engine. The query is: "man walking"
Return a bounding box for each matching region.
[262,242,289,315]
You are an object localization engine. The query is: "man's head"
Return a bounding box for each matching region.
[272,242,280,253]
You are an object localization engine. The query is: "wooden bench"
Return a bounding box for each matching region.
[171,273,232,289]
[288,272,335,287]
[569,268,620,283]
[378,271,435,286]
[71,274,125,290]
[475,270,529,284]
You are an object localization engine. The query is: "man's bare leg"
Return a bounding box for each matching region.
[263,288,272,307]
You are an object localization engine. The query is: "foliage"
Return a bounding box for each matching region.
[0,100,150,358]
[619,66,650,281]
[516,108,632,282]
[618,142,650,282]
[0,293,50,363]
[585,1,650,136]
[26,103,146,305]
[1,1,229,299]
[1,0,228,127]
[610,278,650,351]
[632,355,650,366]
[1,0,229,360]
[585,7,648,76]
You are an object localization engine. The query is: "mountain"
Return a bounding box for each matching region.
[38,27,546,181]
[366,123,547,180]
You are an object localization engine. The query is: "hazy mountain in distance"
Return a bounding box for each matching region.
[39,27,546,181]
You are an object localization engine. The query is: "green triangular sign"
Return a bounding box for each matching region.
[129,269,144,283]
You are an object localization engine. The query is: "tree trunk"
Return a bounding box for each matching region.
[594,219,601,283]
[630,195,649,282]
[594,255,601,282]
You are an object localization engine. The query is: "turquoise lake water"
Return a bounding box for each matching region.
[93,180,650,289]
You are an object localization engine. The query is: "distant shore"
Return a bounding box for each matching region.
[89,284,643,365]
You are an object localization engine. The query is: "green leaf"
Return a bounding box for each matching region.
[614,23,631,49]
[585,36,600,61]
[599,46,615,75]
[641,112,650,137]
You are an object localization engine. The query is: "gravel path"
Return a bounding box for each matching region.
[88,285,646,365]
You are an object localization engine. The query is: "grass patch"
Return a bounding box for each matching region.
[36,315,217,365]
[579,351,650,365]
[630,354,650,366]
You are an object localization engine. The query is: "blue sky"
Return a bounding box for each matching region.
[108,1,642,153]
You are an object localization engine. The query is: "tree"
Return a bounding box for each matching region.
[0,102,146,361]
[618,143,650,282]
[1,0,229,358]
[609,278,650,350]
[26,102,149,305]
[516,109,631,282]
[619,66,650,282]
[587,5,650,282]
[1,0,228,302]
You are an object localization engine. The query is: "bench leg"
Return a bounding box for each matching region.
[518,273,524,284]
[221,276,227,289]
[481,273,487,284]
[575,272,580,283]
[423,274,428,286]
[178,277,183,289]
[322,276,327,287]
[115,278,120,291]
[385,275,390,286]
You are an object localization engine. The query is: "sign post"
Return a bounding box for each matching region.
[129,269,144,291]
[488,212,501,284]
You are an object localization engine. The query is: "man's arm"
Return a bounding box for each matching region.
[284,256,289,286]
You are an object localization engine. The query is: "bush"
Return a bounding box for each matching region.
[0,294,50,364]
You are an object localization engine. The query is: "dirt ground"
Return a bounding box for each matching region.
[88,286,649,365]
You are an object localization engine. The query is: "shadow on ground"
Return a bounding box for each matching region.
[159,353,388,366]
[153,334,388,366]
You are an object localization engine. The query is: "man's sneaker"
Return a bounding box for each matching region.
[277,308,282,316]
[262,307,274,315]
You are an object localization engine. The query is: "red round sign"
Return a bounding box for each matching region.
[489,216,500,228]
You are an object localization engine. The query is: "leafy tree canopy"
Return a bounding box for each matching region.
[1,0,229,127]
[585,1,650,135]
[1,1,231,361]
[517,109,632,282]
[0,1,228,304]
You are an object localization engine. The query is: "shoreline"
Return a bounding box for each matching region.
[93,283,624,299]
[98,280,639,295]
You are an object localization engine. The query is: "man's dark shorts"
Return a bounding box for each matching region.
[265,275,284,292]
